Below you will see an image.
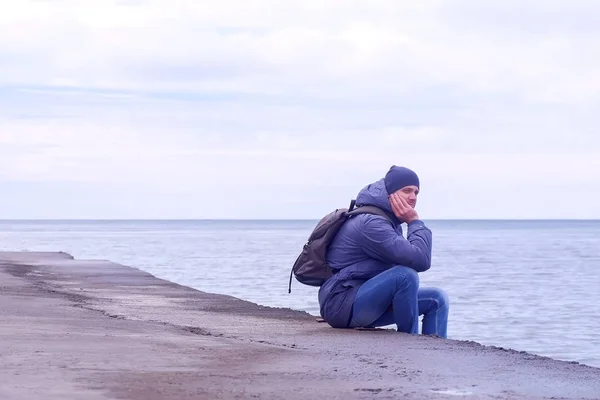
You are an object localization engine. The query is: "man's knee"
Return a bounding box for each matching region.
[389,265,419,288]
[432,287,450,309]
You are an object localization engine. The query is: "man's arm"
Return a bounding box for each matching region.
[357,215,432,272]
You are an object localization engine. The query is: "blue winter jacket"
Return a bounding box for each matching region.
[317,178,433,328]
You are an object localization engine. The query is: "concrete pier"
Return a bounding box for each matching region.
[1,251,599,399]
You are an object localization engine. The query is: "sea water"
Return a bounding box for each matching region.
[1,219,599,368]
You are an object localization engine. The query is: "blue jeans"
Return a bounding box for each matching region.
[349,266,449,338]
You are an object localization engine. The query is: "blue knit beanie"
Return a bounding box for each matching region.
[384,165,420,195]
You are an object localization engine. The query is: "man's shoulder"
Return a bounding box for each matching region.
[348,205,392,221]
[354,211,395,227]
[341,212,399,239]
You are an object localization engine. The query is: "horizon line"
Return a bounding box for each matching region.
[1,218,600,222]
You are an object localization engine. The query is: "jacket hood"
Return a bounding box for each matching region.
[355,178,400,224]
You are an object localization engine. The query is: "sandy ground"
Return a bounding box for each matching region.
[1,251,599,400]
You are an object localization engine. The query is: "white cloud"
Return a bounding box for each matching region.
[2,0,599,102]
[1,0,600,218]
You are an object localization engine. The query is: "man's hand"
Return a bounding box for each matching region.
[389,193,419,224]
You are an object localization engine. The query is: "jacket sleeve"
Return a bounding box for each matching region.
[357,215,432,272]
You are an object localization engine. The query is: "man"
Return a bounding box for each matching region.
[318,165,449,337]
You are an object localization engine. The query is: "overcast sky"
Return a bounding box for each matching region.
[1,0,599,219]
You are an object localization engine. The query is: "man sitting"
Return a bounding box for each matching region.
[318,165,449,337]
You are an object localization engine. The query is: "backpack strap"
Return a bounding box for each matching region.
[347,205,393,222]
[348,199,357,212]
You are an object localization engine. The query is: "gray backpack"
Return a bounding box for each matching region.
[288,200,392,293]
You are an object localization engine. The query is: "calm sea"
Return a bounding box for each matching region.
[1,219,599,368]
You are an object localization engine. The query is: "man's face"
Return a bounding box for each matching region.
[393,185,419,208]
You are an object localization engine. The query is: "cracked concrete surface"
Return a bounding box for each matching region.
[1,251,599,400]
